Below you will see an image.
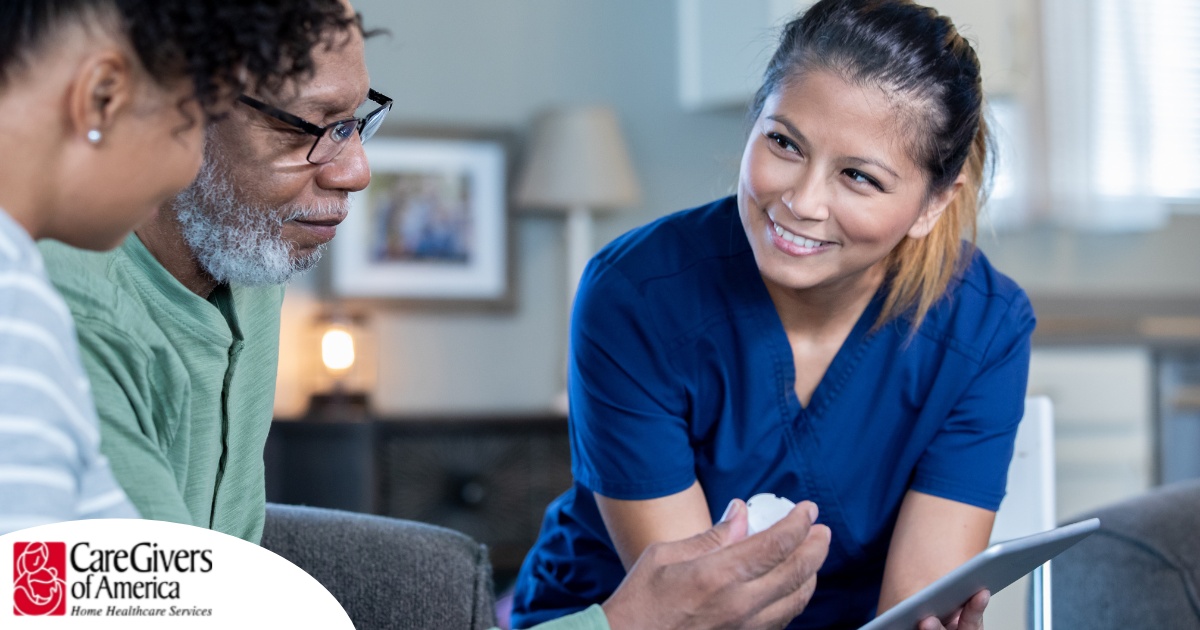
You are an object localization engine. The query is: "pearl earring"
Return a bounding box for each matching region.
[87,129,102,144]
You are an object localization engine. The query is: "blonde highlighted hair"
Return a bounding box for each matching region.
[879,117,988,330]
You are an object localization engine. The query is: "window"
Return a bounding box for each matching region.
[1041,0,1200,230]
[1093,0,1200,200]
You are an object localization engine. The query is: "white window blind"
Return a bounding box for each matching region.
[1043,0,1200,230]
[1093,0,1200,200]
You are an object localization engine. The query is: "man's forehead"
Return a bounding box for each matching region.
[277,88,369,118]
[273,32,369,116]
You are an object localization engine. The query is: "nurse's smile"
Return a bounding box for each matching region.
[769,218,837,257]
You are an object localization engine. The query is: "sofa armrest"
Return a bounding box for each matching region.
[1052,480,1200,629]
[262,503,497,630]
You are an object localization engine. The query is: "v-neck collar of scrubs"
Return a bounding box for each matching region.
[773,289,883,418]
[725,207,885,419]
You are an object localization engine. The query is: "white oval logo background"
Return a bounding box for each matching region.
[0,519,353,628]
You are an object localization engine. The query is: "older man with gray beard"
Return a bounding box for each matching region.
[39,8,374,542]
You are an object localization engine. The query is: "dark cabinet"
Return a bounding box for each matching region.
[264,414,573,583]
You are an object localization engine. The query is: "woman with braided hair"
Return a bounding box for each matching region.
[0,0,357,533]
[515,1,1031,628]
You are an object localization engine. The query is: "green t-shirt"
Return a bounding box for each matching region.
[40,235,284,542]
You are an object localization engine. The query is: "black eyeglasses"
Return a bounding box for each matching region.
[237,89,393,164]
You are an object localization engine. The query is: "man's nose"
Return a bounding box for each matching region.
[317,135,371,193]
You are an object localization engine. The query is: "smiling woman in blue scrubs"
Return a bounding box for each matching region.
[512,1,1034,628]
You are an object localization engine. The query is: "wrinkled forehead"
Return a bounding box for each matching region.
[268,26,370,122]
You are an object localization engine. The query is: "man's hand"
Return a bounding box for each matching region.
[918,590,989,630]
[601,498,831,630]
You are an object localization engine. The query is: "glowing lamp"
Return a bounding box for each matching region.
[306,314,373,422]
[321,326,356,374]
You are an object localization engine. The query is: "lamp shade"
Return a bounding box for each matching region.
[515,106,641,213]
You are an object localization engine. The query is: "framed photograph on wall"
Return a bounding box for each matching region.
[331,137,507,303]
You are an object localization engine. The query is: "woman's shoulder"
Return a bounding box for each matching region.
[590,196,743,284]
[954,245,1029,306]
[914,246,1035,361]
[575,196,755,344]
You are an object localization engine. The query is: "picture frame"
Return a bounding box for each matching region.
[331,136,508,304]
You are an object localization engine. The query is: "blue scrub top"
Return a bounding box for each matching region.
[512,197,1035,630]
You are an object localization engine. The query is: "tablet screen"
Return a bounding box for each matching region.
[858,517,1100,630]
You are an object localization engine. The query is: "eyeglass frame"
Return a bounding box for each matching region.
[236,88,393,164]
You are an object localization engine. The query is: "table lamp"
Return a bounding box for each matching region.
[307,313,372,422]
[515,106,642,312]
[514,106,642,413]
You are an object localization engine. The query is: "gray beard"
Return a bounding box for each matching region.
[173,156,347,286]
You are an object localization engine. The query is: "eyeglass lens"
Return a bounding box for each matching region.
[361,106,388,143]
[308,102,392,164]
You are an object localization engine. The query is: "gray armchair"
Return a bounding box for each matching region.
[1052,480,1200,629]
[261,503,498,630]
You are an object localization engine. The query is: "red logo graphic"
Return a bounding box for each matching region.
[13,542,67,616]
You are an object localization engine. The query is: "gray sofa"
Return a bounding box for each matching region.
[1052,479,1200,629]
[261,503,498,630]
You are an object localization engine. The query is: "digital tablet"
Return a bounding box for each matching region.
[858,517,1101,630]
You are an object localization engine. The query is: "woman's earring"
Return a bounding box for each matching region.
[86,129,102,144]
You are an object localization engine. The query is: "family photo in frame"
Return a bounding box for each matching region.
[331,137,508,304]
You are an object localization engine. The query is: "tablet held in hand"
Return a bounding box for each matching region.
[859,518,1101,630]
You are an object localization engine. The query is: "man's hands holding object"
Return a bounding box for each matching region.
[601,494,830,630]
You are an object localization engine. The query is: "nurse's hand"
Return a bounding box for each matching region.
[601,499,831,630]
[918,590,989,630]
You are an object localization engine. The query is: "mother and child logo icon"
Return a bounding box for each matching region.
[13,542,68,616]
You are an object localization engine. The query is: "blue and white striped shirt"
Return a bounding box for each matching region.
[0,209,137,533]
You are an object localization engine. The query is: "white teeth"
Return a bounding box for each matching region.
[773,221,827,249]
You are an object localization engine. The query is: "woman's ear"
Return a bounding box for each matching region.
[907,173,966,239]
[67,48,133,146]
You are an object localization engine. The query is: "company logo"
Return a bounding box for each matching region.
[13,542,67,616]
[2,519,352,626]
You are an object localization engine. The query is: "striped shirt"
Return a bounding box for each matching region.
[0,209,137,534]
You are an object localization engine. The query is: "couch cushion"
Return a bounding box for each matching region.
[1053,480,1200,629]
[261,503,497,630]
